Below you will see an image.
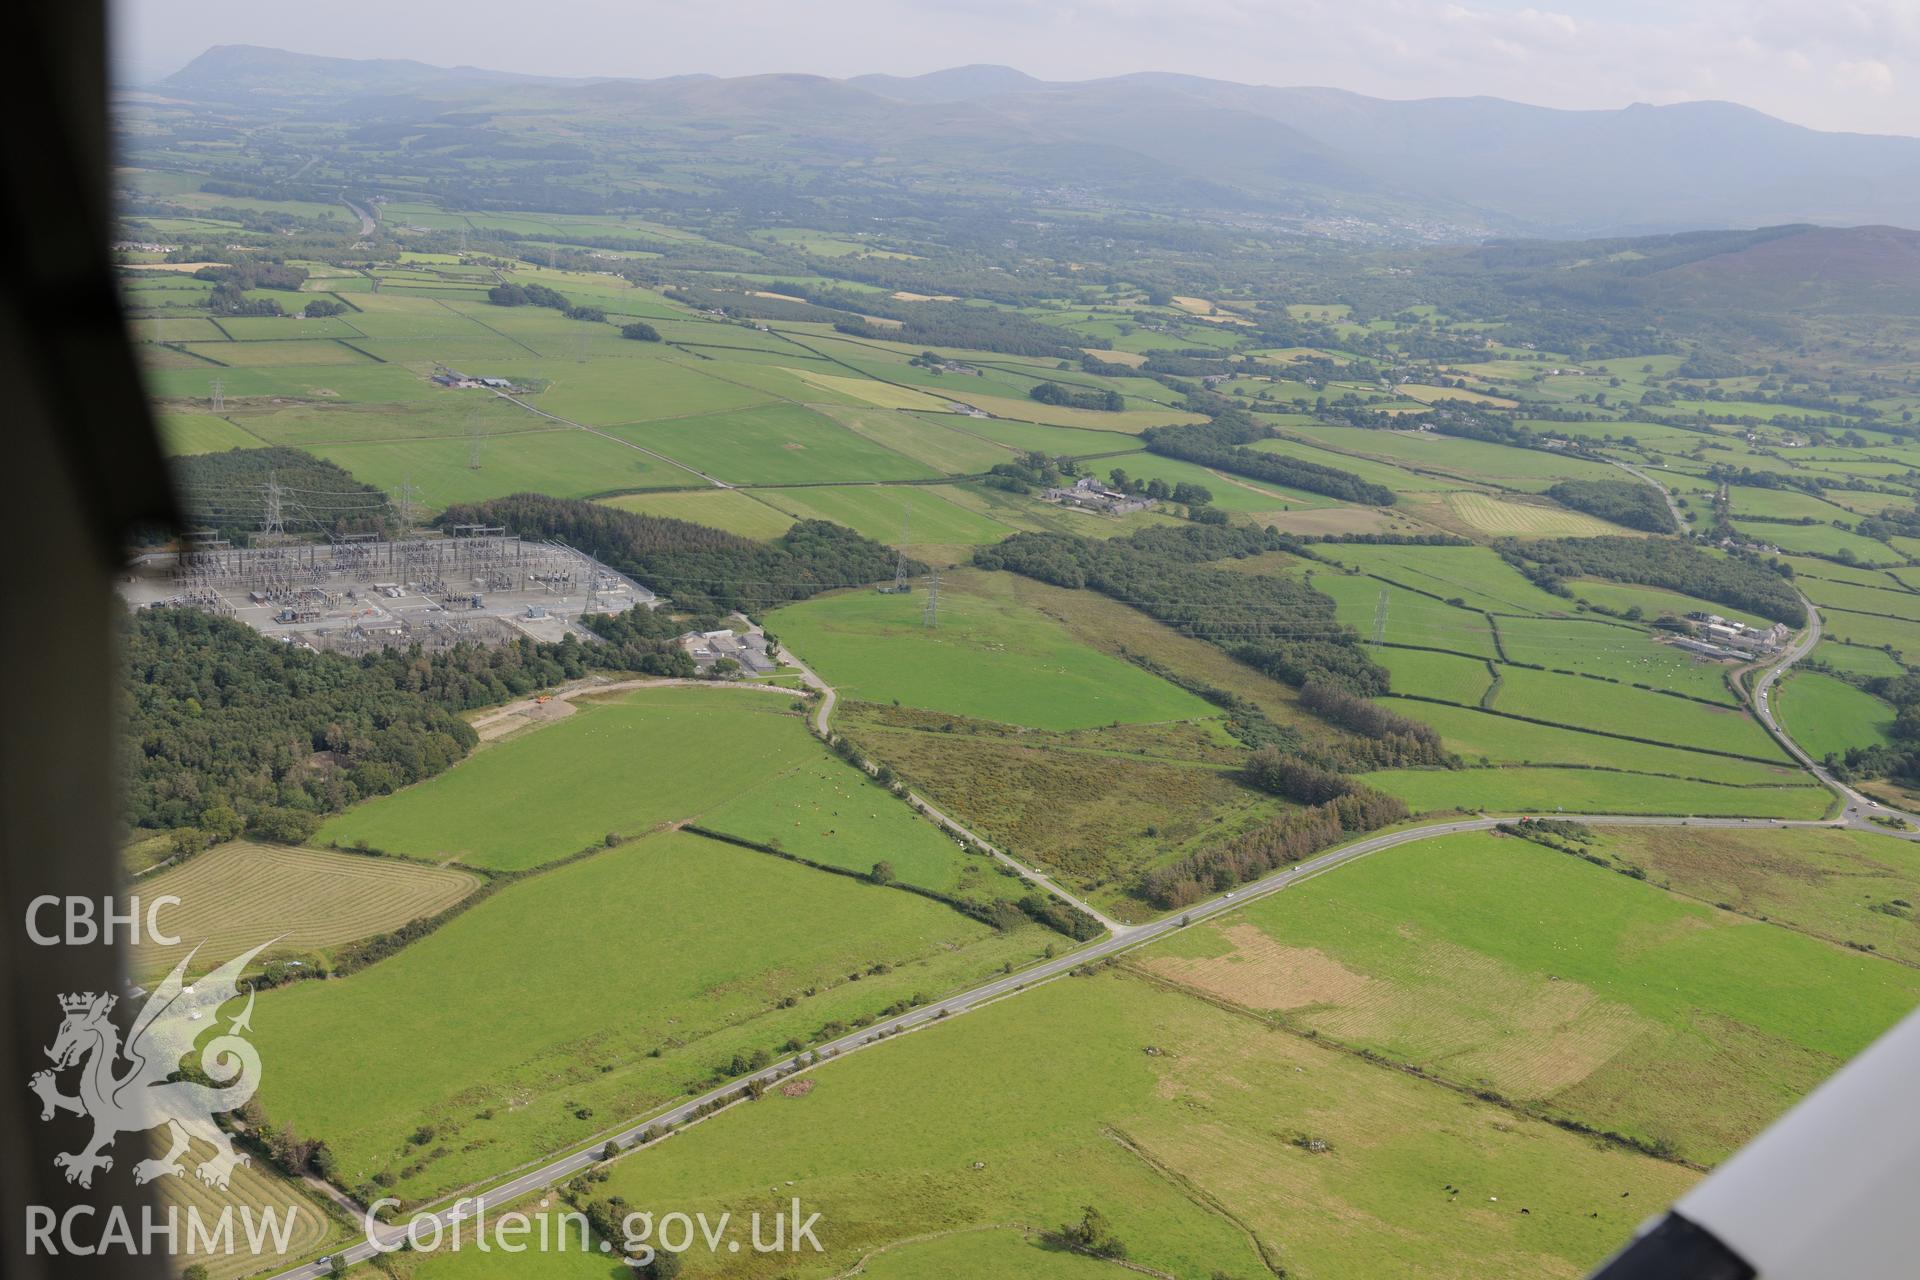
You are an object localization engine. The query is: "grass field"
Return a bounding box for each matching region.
[316,687,822,870]
[1812,640,1906,677]
[129,842,479,981]
[753,484,1014,547]
[1375,646,1496,704]
[597,488,799,538]
[1584,825,1920,964]
[596,966,1695,1279]
[1495,617,1739,704]
[1363,765,1831,818]
[1312,543,1577,616]
[698,756,987,897]
[1291,425,1623,492]
[1146,831,1920,1164]
[613,404,940,485]
[1488,666,1787,760]
[1731,520,1896,563]
[160,411,263,455]
[1807,606,1920,655]
[770,572,1216,731]
[1796,575,1920,624]
[1773,672,1896,760]
[1374,698,1812,786]
[252,828,1049,1204]
[813,404,1014,473]
[315,429,687,508]
[1312,573,1500,658]
[1251,435,1456,491]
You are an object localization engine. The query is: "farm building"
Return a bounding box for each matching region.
[1042,475,1157,515]
[676,629,778,675]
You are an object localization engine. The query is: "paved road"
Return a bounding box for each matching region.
[1749,591,1920,831]
[341,195,376,237]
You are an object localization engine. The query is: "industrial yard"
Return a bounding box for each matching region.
[120,527,654,653]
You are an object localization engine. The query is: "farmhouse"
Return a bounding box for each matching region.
[1041,474,1157,515]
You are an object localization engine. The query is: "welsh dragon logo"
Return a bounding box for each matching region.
[30,941,271,1190]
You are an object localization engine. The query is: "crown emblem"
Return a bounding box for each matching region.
[59,992,109,1014]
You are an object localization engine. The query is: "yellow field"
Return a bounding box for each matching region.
[1448,491,1624,537]
[783,365,950,410]
[1084,346,1147,367]
[939,390,1205,432]
[131,842,480,980]
[151,1138,339,1279]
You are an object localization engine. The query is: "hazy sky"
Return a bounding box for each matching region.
[116,0,1919,135]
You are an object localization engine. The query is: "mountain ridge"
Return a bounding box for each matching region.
[152,46,1920,237]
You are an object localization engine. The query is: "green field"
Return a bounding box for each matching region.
[314,429,688,508]
[598,488,800,538]
[1812,640,1906,677]
[1312,573,1501,659]
[252,828,1048,1203]
[1495,616,1738,703]
[316,687,823,869]
[1374,646,1495,704]
[1731,519,1895,563]
[1374,697,1812,786]
[159,411,262,455]
[1488,667,1787,760]
[754,484,1014,547]
[1774,672,1896,760]
[698,756,985,896]
[1146,831,1920,1164]
[596,965,1695,1279]
[1364,766,1830,818]
[1584,825,1920,964]
[613,404,940,485]
[1291,425,1623,492]
[1312,543,1577,616]
[770,572,1216,731]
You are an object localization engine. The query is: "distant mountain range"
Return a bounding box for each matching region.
[155,46,1920,239]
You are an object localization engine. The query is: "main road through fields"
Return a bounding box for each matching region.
[267,550,1917,1278]
[264,806,1869,1279]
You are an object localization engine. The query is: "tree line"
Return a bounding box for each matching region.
[439,494,908,613]
[122,603,701,837]
[1141,412,1397,507]
[973,524,1389,694]
[1141,786,1408,908]
[1498,536,1806,626]
[1546,479,1678,533]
